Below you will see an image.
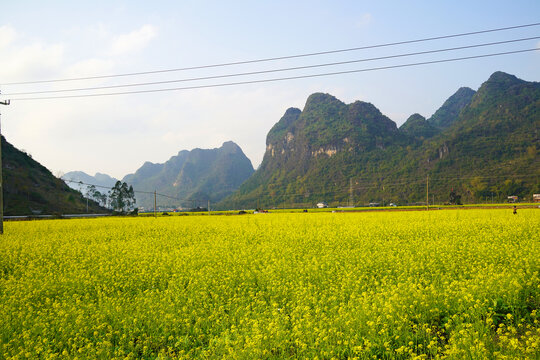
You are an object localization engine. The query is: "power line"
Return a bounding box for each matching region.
[430,174,539,181]
[8,48,539,101]
[4,22,539,86]
[62,178,153,195]
[62,178,199,203]
[155,192,189,202]
[64,170,538,209]
[221,173,540,202]
[5,36,539,97]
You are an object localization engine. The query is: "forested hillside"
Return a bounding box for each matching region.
[123,141,254,209]
[219,71,539,209]
[2,136,105,215]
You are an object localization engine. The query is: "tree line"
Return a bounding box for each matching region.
[83,181,137,214]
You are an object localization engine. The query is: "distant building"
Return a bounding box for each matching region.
[533,194,540,203]
[316,202,328,208]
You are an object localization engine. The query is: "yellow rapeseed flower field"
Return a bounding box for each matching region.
[0,209,538,359]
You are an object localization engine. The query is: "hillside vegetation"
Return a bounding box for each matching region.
[220,71,539,209]
[2,136,105,215]
[123,141,254,209]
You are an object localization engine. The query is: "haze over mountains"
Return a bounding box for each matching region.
[64,142,254,210]
[122,141,254,209]
[63,171,118,194]
[7,71,538,213]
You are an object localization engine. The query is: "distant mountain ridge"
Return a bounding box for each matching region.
[123,141,254,209]
[219,71,539,209]
[420,71,539,192]
[63,171,118,193]
[56,71,539,211]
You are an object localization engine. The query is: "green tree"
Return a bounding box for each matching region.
[469,177,491,200]
[85,184,97,199]
[109,181,136,213]
[449,190,462,205]
[494,179,527,199]
[85,184,108,207]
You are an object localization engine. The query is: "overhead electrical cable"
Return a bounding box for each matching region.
[63,173,539,206]
[5,36,539,96]
[63,178,154,195]
[8,48,539,101]
[62,178,199,201]
[3,22,539,86]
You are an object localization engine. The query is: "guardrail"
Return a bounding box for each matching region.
[4,214,112,221]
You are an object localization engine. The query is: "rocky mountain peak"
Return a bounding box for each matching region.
[428,87,476,129]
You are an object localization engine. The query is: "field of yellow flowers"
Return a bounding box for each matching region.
[0,209,538,359]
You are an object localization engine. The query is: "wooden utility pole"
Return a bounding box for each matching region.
[154,190,157,218]
[426,175,429,211]
[0,98,10,234]
[349,178,353,207]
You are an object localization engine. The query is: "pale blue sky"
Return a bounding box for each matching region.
[1,1,539,178]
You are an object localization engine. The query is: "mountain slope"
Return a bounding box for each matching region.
[220,72,539,209]
[400,113,439,139]
[428,87,476,129]
[419,71,539,200]
[122,141,254,209]
[2,136,106,215]
[220,93,407,208]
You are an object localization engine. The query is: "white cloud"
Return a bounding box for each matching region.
[0,42,64,82]
[0,25,16,49]
[0,27,64,83]
[355,13,372,28]
[110,24,157,56]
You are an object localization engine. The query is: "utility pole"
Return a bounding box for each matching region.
[349,178,353,207]
[382,182,385,207]
[426,175,429,211]
[208,200,210,215]
[154,190,157,218]
[0,98,10,234]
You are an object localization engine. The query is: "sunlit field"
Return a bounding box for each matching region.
[1,210,538,359]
